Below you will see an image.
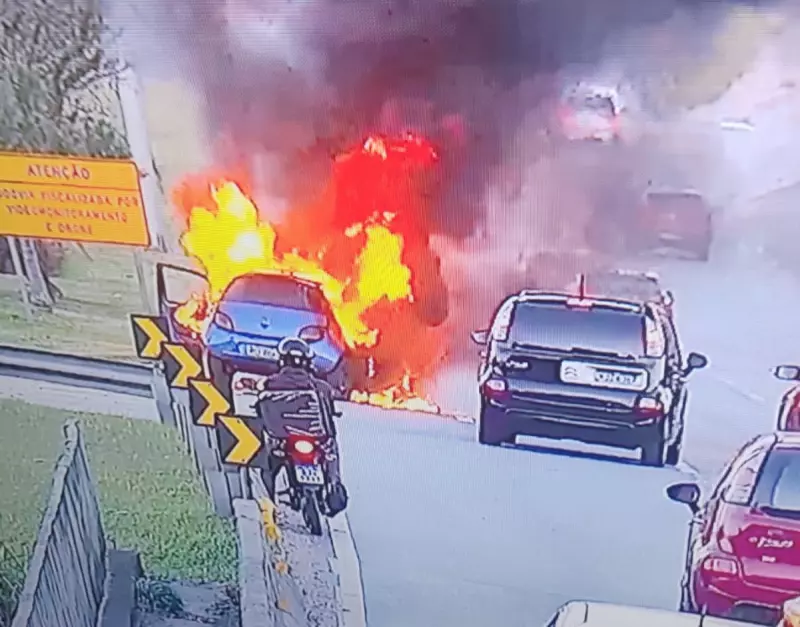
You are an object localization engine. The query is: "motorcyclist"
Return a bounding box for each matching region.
[254,337,348,515]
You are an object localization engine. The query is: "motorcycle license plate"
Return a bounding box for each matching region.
[294,464,325,486]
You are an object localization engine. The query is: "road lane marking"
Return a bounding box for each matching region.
[709,373,767,404]
[328,513,367,627]
[675,460,700,478]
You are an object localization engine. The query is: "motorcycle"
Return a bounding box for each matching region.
[280,432,329,536]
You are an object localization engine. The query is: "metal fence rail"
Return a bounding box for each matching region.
[11,420,107,627]
[0,345,153,397]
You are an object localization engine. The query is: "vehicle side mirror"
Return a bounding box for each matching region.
[685,352,708,373]
[666,482,700,514]
[471,330,489,346]
[774,365,800,381]
[663,290,674,306]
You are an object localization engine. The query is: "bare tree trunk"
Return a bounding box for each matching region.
[20,239,55,309]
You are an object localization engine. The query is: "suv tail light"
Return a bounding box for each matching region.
[644,316,665,358]
[702,556,739,576]
[635,396,663,419]
[214,311,234,331]
[482,378,509,401]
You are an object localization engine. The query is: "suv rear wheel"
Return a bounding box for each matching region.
[478,402,508,446]
[641,422,667,467]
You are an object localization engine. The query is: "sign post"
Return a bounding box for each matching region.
[5,236,33,320]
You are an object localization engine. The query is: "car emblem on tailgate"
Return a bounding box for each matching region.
[260,317,271,328]
[505,359,529,370]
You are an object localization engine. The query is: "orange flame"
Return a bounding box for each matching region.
[172,135,443,412]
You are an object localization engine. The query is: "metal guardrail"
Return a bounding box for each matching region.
[0,345,154,398]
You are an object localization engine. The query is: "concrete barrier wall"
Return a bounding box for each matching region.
[11,420,107,627]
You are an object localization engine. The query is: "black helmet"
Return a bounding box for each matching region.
[277,337,313,370]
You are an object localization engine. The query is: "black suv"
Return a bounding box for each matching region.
[471,290,708,467]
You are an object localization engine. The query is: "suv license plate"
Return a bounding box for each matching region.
[294,464,325,486]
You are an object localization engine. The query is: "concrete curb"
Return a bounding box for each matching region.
[234,499,277,627]
[327,514,367,627]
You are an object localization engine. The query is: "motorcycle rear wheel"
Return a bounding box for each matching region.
[302,494,323,536]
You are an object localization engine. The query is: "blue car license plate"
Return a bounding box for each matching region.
[240,344,279,360]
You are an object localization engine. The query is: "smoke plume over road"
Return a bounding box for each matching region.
[152,0,783,379]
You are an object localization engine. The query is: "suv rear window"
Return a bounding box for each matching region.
[509,303,646,357]
[753,449,800,517]
[223,274,325,311]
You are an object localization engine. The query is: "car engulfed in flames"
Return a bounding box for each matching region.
[167,133,450,413]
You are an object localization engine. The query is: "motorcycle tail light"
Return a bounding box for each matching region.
[293,439,315,455]
[287,435,319,464]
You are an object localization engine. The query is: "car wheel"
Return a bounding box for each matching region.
[478,401,508,446]
[641,422,666,467]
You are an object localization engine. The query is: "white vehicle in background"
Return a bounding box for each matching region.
[544,601,761,627]
[556,84,625,143]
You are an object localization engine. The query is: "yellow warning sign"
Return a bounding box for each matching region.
[188,379,231,427]
[0,152,149,246]
[130,315,169,360]
[219,415,263,466]
[162,343,203,389]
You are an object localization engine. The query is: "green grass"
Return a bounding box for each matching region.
[0,399,238,589]
[0,244,191,359]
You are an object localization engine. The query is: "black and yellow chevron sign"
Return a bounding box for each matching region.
[218,415,263,466]
[130,315,169,360]
[161,342,203,389]
[188,378,231,427]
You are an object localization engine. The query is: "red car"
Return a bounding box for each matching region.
[638,190,713,261]
[667,432,800,625]
[774,365,800,431]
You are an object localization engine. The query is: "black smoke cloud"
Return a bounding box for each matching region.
[163,0,773,239]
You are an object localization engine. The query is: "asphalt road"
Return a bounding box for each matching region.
[335,248,800,627]
[3,247,797,627]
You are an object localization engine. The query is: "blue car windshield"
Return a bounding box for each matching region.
[223,274,325,311]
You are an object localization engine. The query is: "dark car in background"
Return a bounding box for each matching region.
[471,289,707,466]
[667,432,800,625]
[637,190,713,261]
